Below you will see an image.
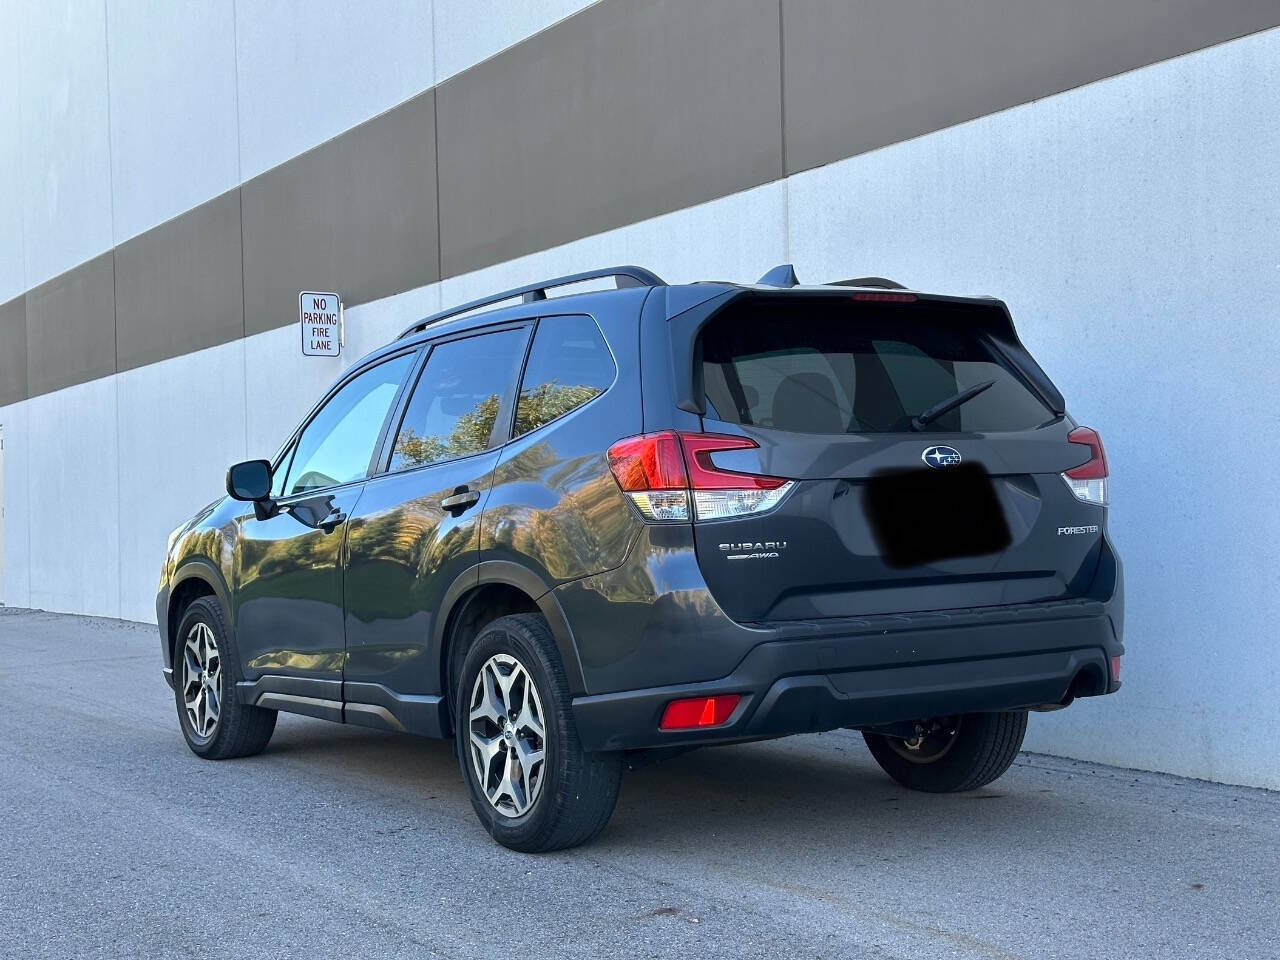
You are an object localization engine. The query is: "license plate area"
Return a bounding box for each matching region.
[863,463,1011,568]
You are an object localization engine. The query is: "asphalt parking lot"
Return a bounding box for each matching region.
[1,607,1277,960]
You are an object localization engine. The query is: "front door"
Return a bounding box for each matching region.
[233,352,417,684]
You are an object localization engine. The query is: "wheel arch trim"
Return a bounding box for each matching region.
[164,560,234,665]
[433,561,587,699]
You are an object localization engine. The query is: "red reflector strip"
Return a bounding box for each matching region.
[659,694,741,730]
[851,291,917,302]
[1111,656,1122,684]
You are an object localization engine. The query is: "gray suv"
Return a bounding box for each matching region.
[157,265,1124,851]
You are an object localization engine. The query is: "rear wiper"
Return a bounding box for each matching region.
[911,379,996,431]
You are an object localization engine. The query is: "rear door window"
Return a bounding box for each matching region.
[513,315,615,437]
[702,300,1051,434]
[389,328,529,472]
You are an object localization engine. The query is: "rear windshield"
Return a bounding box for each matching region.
[701,300,1052,434]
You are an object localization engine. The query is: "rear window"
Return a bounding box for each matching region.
[701,300,1052,434]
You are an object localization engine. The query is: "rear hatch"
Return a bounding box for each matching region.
[685,292,1106,622]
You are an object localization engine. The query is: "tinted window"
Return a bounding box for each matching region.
[702,301,1051,434]
[390,329,528,471]
[514,315,614,437]
[283,353,413,495]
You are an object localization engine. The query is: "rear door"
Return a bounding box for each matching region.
[692,294,1104,621]
[342,325,531,703]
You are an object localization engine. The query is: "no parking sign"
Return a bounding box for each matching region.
[299,292,343,357]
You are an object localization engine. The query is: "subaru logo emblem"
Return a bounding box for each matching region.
[922,445,962,468]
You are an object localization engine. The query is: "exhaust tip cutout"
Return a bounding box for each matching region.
[607,432,793,522]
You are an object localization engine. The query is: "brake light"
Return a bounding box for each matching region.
[851,291,917,303]
[1062,426,1109,505]
[659,694,741,730]
[606,432,794,521]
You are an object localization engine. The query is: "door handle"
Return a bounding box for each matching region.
[440,489,481,512]
[317,509,348,533]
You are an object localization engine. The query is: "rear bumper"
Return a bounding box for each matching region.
[572,604,1121,752]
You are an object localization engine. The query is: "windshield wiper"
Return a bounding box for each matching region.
[911,379,996,431]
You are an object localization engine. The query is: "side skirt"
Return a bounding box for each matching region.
[235,675,447,738]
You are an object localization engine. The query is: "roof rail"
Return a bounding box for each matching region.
[396,265,665,340]
[828,276,907,290]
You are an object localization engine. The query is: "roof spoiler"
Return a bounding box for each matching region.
[756,263,908,291]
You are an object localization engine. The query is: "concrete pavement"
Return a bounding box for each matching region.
[1,607,1276,959]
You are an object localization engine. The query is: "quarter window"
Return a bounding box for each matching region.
[514,315,614,437]
[389,329,529,472]
[282,353,413,495]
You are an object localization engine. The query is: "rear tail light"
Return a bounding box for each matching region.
[607,432,793,522]
[659,694,741,730]
[604,433,690,521]
[1110,656,1122,685]
[1062,426,1109,505]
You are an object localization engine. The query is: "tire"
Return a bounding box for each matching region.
[863,711,1028,793]
[173,596,277,760]
[455,613,622,852]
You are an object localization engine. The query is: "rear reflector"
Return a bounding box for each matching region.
[659,694,741,730]
[1062,426,1109,505]
[606,432,793,522]
[1111,656,1122,684]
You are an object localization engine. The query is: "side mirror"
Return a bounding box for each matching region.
[226,459,273,501]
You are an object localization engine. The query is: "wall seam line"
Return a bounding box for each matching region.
[102,0,118,373]
[230,0,243,185]
[777,0,787,180]
[431,0,443,285]
[231,0,250,458]
[103,0,126,619]
[777,0,790,261]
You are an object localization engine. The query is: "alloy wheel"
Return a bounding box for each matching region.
[181,621,222,739]
[468,653,547,817]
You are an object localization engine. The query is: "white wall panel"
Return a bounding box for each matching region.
[233,0,435,181]
[433,0,595,82]
[106,0,240,244]
[24,378,120,618]
[788,29,1280,789]
[116,339,247,624]
[0,401,31,608]
[17,0,114,288]
[0,2,26,303]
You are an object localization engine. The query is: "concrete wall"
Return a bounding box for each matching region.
[1,3,1278,790]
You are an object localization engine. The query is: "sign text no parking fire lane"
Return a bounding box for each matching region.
[300,292,342,357]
